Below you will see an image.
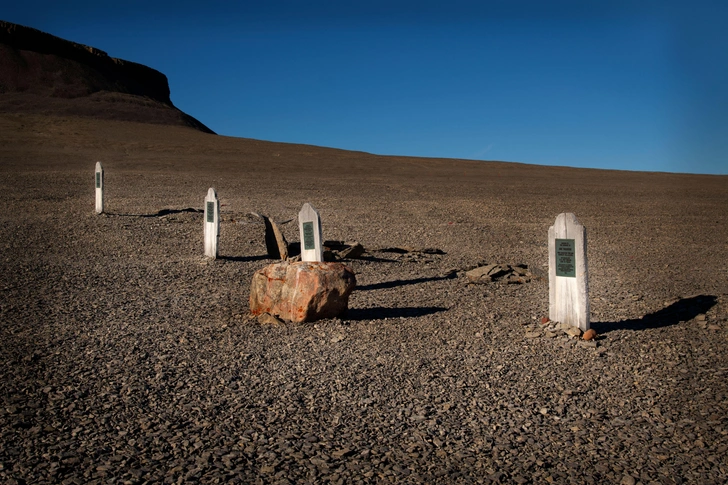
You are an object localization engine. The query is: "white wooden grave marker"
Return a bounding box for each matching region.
[548,212,590,331]
[298,202,323,262]
[95,162,104,214]
[204,188,220,259]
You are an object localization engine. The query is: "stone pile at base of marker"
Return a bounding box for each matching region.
[323,241,365,261]
[250,261,356,323]
[465,263,540,284]
[523,318,600,348]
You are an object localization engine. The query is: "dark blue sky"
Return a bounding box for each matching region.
[5,1,727,174]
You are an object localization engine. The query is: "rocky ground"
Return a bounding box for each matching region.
[1,114,727,484]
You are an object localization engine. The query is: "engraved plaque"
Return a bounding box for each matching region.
[206,201,215,223]
[302,221,315,250]
[555,238,576,277]
[95,172,101,188]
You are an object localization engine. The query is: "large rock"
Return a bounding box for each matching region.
[250,261,356,323]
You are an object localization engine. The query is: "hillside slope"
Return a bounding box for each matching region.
[0,20,214,133]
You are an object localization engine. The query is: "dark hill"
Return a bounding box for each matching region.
[0,20,214,133]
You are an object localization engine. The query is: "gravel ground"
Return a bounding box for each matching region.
[1,115,727,484]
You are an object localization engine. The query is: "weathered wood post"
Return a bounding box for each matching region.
[548,213,590,331]
[95,162,104,214]
[204,188,219,258]
[298,202,323,262]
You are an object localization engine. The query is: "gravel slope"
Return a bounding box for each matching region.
[1,114,727,484]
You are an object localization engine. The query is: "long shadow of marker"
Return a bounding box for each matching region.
[345,306,447,321]
[218,255,269,262]
[357,273,457,291]
[108,208,203,218]
[591,294,717,334]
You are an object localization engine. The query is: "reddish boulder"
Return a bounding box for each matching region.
[250,261,356,323]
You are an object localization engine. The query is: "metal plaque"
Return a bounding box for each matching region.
[555,238,576,278]
[206,201,215,223]
[302,221,315,250]
[95,172,101,188]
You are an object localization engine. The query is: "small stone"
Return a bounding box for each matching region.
[564,326,582,338]
[257,313,283,325]
[582,329,597,341]
[465,265,498,284]
[512,265,529,276]
[540,317,550,325]
[339,242,365,259]
[310,457,328,467]
[708,324,720,331]
[545,331,558,338]
[696,314,707,322]
[620,475,636,485]
[578,340,597,349]
[525,331,541,339]
[331,449,354,459]
[488,265,510,280]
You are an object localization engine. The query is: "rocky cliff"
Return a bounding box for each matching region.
[0,20,214,133]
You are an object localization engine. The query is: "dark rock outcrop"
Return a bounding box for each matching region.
[0,20,214,133]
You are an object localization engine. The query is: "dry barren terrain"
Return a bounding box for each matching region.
[1,113,727,484]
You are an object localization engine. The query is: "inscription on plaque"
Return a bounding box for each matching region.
[302,222,315,250]
[206,201,214,223]
[555,238,576,278]
[95,172,101,188]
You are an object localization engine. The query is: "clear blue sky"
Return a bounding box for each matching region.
[4,1,727,174]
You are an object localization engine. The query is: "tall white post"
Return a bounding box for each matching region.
[95,162,104,214]
[298,202,323,262]
[548,213,590,331]
[204,188,219,259]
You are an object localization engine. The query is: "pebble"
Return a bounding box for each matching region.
[583,329,597,341]
[258,313,283,325]
[620,475,636,485]
[565,326,582,338]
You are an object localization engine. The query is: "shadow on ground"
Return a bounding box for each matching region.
[218,255,269,262]
[357,274,457,291]
[346,306,447,321]
[591,294,717,334]
[109,208,202,217]
[351,255,399,263]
